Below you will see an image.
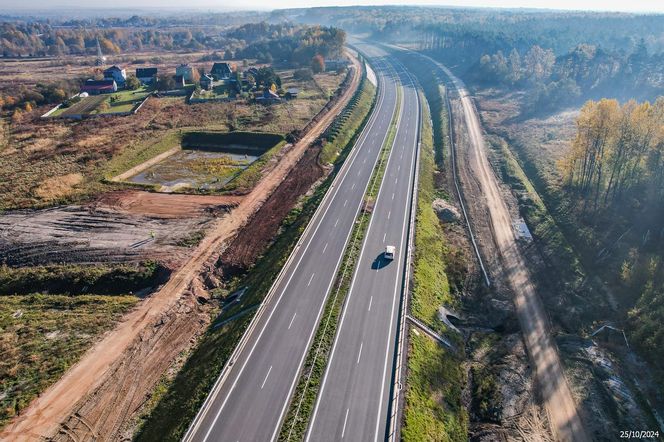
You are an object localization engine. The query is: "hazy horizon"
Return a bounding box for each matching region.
[1,0,663,14]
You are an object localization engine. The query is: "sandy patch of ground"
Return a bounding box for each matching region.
[95,190,242,219]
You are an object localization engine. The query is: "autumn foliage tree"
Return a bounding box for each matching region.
[561,97,664,213]
[311,55,325,73]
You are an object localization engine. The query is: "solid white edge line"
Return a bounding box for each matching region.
[342,408,350,439]
[306,56,405,442]
[190,56,388,442]
[269,58,398,442]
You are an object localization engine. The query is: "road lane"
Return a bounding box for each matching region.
[184,55,403,442]
[306,44,420,442]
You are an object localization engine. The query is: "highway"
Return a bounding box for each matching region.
[183,50,405,442]
[306,43,420,442]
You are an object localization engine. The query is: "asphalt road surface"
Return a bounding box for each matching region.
[184,51,404,442]
[305,43,419,442]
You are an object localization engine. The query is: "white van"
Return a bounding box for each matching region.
[384,245,396,260]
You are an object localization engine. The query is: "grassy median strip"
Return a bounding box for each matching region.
[278,86,402,442]
[400,90,468,442]
[134,74,377,442]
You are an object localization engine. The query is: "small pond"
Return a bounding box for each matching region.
[128,147,260,191]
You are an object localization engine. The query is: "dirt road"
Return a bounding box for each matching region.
[440,63,589,441]
[1,53,362,442]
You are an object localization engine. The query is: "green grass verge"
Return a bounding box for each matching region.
[0,293,138,428]
[401,90,467,442]
[133,67,378,442]
[103,131,183,181]
[278,83,398,442]
[402,330,468,442]
[0,262,163,296]
[410,96,454,332]
[221,140,287,193]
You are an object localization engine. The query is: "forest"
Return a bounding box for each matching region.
[0,20,344,61]
[474,41,664,112]
[560,98,664,368]
[286,6,664,112]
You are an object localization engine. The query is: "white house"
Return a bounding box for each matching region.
[175,64,195,82]
[103,66,126,86]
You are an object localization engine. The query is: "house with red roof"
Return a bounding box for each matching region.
[80,79,117,95]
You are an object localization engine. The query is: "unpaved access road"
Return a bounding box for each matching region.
[1,52,362,442]
[431,58,589,441]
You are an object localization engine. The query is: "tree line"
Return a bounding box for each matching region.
[561,97,664,215]
[562,98,664,376]
[0,20,345,60]
[475,40,664,112]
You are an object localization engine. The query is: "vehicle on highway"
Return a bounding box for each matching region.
[384,245,396,260]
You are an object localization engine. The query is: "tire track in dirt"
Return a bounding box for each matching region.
[0,52,363,442]
[431,57,589,442]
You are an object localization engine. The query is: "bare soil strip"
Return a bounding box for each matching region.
[110,146,181,182]
[440,63,589,441]
[1,53,362,442]
[95,190,242,219]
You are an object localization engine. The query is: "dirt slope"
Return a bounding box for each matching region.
[441,64,589,441]
[0,53,361,442]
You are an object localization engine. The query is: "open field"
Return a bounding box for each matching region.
[0,293,139,429]
[0,53,360,441]
[0,68,342,210]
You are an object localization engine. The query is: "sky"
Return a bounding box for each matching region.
[1,0,663,13]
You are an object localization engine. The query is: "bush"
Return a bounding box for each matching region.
[125,74,142,90]
[294,68,314,81]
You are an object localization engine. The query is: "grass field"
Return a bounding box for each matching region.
[52,95,107,117]
[0,294,138,428]
[95,88,152,114]
[50,87,152,118]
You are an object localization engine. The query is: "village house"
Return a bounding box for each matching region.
[211,62,233,80]
[200,74,215,90]
[80,79,117,95]
[173,75,186,89]
[256,88,281,104]
[175,64,194,82]
[136,67,158,84]
[285,87,299,99]
[103,65,126,86]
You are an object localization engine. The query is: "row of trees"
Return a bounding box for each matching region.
[0,21,345,61]
[479,45,556,84]
[561,98,664,214]
[474,41,664,113]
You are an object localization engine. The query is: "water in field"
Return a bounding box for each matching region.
[128,148,259,191]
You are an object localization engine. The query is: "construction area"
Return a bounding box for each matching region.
[0,50,363,441]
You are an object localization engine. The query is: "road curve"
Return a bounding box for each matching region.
[183,54,402,442]
[306,42,420,442]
